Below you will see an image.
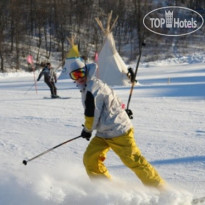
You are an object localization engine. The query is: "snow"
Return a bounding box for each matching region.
[0,56,205,205]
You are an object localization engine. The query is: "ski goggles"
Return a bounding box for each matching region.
[69,68,86,80]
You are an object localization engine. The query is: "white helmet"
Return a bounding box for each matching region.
[69,59,85,73]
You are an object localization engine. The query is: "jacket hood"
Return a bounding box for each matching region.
[86,63,97,81]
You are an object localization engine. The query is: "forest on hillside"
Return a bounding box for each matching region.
[0,0,204,72]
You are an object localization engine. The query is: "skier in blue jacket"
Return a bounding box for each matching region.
[37,63,59,98]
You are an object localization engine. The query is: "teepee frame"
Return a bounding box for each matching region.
[95,11,118,36]
[67,34,77,47]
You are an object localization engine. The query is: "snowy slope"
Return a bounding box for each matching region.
[0,59,205,205]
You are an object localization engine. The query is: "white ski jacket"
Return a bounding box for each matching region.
[81,63,132,138]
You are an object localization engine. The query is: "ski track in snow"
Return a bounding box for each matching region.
[0,61,205,204]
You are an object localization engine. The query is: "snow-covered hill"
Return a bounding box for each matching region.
[0,57,205,205]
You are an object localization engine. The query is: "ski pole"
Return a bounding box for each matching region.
[126,34,145,111]
[24,83,35,95]
[32,64,38,94]
[126,50,142,110]
[22,136,82,166]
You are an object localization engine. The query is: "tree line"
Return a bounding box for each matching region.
[0,0,204,72]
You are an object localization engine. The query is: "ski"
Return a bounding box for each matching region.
[43,97,71,99]
[192,196,205,205]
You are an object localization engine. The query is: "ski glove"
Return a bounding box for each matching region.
[81,129,92,141]
[127,67,136,83]
[125,109,133,119]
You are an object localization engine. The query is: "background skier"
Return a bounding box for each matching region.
[37,62,59,98]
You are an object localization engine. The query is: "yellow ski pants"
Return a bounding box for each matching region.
[83,128,164,187]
